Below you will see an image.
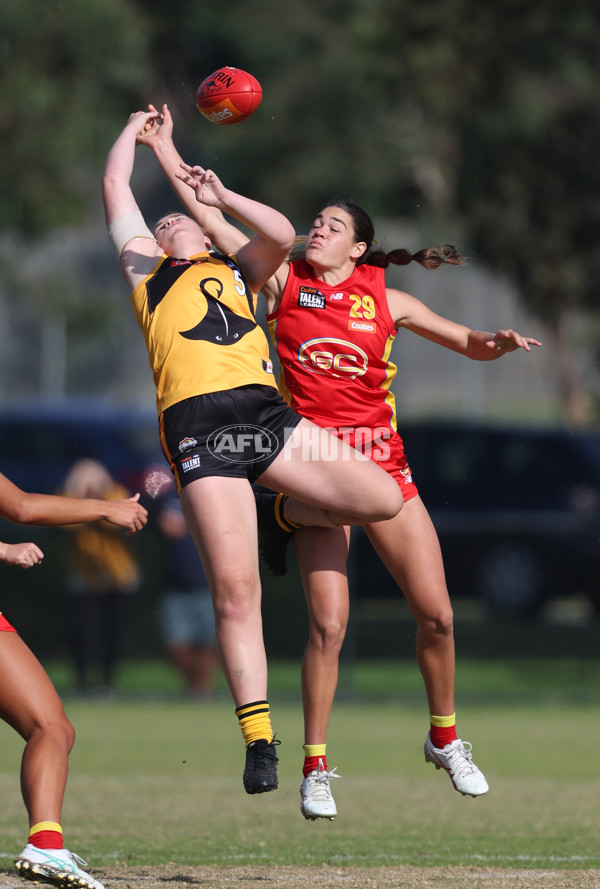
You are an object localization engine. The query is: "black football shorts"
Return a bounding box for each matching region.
[160,384,302,491]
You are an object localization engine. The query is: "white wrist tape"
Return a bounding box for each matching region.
[107,210,155,256]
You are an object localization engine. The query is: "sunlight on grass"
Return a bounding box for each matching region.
[0,693,598,869]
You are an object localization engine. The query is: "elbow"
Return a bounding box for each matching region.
[278,222,296,253]
[8,499,35,525]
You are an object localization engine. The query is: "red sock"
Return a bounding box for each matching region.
[28,823,63,850]
[429,712,458,748]
[303,754,327,777]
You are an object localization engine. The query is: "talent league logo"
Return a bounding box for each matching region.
[207,424,278,464]
[297,337,368,380]
[298,286,326,309]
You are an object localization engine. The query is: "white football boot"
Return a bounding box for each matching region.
[300,758,341,821]
[14,844,105,889]
[424,732,489,797]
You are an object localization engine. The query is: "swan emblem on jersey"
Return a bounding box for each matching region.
[179,276,257,344]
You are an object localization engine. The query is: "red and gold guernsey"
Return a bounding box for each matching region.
[130,251,276,415]
[267,259,398,448]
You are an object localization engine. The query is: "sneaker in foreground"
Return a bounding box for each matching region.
[424,733,489,797]
[254,490,293,577]
[14,845,105,889]
[300,759,341,821]
[243,737,281,794]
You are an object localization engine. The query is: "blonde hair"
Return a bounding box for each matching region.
[63,459,115,500]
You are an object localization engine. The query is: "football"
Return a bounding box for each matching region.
[195,67,262,125]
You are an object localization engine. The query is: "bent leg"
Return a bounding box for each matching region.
[294,525,351,745]
[365,496,455,715]
[258,419,403,526]
[0,632,74,826]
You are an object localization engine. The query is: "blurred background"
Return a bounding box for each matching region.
[0,0,599,690]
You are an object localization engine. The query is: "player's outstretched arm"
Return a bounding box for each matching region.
[390,288,541,361]
[139,103,248,255]
[474,328,542,358]
[177,162,294,292]
[103,108,167,289]
[103,109,160,225]
[0,474,148,535]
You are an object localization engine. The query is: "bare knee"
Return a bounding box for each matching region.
[360,484,404,524]
[309,616,347,656]
[211,578,260,625]
[27,711,75,754]
[419,605,454,640]
[64,718,75,754]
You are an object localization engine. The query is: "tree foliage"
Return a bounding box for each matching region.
[0,0,153,235]
[1,0,599,337]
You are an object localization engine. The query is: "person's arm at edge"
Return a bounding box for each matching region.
[0,540,44,569]
[0,473,147,534]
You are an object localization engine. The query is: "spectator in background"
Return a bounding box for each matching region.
[155,493,218,697]
[61,459,141,693]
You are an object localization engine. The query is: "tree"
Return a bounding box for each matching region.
[0,0,153,235]
[2,0,598,417]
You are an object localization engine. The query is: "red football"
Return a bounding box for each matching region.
[196,67,262,125]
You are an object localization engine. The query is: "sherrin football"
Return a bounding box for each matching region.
[196,67,262,125]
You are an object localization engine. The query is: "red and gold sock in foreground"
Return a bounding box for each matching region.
[303,743,327,777]
[429,712,457,749]
[28,821,63,850]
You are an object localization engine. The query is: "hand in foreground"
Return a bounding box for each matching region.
[127,107,164,145]
[105,494,148,535]
[485,329,542,354]
[176,163,229,208]
[0,541,44,569]
[136,103,171,148]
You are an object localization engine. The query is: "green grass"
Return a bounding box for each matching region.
[0,660,598,870]
[41,656,600,702]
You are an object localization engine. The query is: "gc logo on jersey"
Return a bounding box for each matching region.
[298,337,368,380]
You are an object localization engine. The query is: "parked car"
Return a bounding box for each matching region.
[351,421,600,617]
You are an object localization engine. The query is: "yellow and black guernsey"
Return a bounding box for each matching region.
[130,251,276,415]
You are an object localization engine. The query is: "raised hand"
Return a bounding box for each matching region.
[175,163,229,208]
[136,103,170,148]
[130,106,165,146]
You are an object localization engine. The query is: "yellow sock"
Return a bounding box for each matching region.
[236,700,273,747]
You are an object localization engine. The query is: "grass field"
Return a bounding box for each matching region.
[0,658,599,879]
